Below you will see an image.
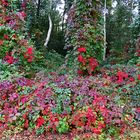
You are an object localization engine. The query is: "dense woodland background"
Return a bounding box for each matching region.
[4,0,139,62]
[23,0,140,62]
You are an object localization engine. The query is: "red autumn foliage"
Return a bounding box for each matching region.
[20,11,26,18]
[92,127,102,134]
[117,71,128,83]
[27,47,33,55]
[88,57,99,74]
[4,34,10,40]
[4,53,14,64]
[1,0,9,6]
[78,54,86,65]
[36,116,45,127]
[12,34,17,39]
[77,69,84,75]
[0,40,3,45]
[24,119,29,128]
[78,47,86,53]
[138,74,140,80]
[23,47,34,62]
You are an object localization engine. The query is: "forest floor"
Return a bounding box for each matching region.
[1,128,140,140]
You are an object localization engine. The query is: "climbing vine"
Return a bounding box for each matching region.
[65,0,104,75]
[0,0,35,67]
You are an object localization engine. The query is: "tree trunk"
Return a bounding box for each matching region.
[62,1,66,31]
[138,1,140,16]
[37,0,41,18]
[44,14,53,47]
[103,0,107,61]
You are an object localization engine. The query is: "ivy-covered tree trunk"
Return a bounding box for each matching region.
[103,0,107,61]
[65,0,104,75]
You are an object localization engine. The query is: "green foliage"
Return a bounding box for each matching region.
[130,16,140,42]
[43,50,64,73]
[0,59,22,82]
[57,118,69,133]
[128,51,140,65]
[129,132,140,140]
[51,86,72,114]
[36,126,45,135]
[106,2,134,63]
[0,26,15,58]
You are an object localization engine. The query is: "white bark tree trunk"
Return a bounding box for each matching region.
[103,0,107,61]
[44,14,53,47]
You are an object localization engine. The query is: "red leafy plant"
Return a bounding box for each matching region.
[0,0,36,69]
[0,73,138,137]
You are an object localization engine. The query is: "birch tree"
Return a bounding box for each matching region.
[44,0,53,47]
[44,0,62,48]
